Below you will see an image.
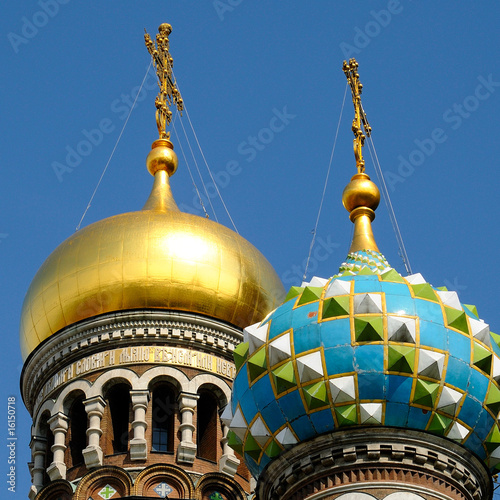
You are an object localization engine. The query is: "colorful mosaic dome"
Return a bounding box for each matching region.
[225,253,500,477]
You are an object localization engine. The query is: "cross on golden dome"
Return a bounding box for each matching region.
[144,23,184,139]
[343,58,372,174]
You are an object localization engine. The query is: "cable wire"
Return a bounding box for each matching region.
[76,61,152,231]
[303,82,349,281]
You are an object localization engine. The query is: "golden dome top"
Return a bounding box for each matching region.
[20,140,285,360]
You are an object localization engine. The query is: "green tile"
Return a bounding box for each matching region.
[297,286,323,306]
[445,307,469,335]
[411,283,439,302]
[354,316,384,342]
[380,268,405,283]
[227,430,243,455]
[428,413,452,435]
[233,342,249,371]
[358,266,376,276]
[264,439,282,458]
[413,379,440,408]
[244,433,262,461]
[387,345,415,374]
[303,381,329,410]
[335,404,358,426]
[322,296,350,319]
[247,348,267,382]
[486,384,500,415]
[473,342,492,375]
[272,361,297,395]
[285,286,304,302]
[463,303,479,319]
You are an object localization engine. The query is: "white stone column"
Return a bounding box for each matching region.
[130,390,149,460]
[28,436,46,500]
[82,396,105,468]
[177,392,198,464]
[219,423,240,476]
[47,413,68,480]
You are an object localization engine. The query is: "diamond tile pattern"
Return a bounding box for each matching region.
[230,252,500,477]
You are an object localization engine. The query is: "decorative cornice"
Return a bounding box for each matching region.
[256,428,492,500]
[22,309,242,414]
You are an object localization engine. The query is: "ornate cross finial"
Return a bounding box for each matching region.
[343,58,371,173]
[144,23,183,139]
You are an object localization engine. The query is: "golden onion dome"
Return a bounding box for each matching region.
[20,139,285,359]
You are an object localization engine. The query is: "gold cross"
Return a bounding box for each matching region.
[145,23,183,139]
[343,58,371,173]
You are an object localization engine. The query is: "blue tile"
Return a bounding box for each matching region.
[277,390,305,420]
[309,408,335,434]
[354,280,382,293]
[407,406,431,429]
[414,299,444,324]
[251,375,275,412]
[387,374,413,404]
[465,432,487,459]
[352,274,380,281]
[354,344,384,372]
[490,339,500,358]
[290,415,316,441]
[239,388,258,424]
[419,321,448,350]
[324,345,355,374]
[445,357,470,390]
[381,282,412,297]
[447,330,471,363]
[290,302,321,330]
[292,324,321,355]
[320,318,352,347]
[385,294,416,315]
[268,303,294,340]
[468,369,490,403]
[475,408,495,439]
[244,453,261,478]
[385,402,410,427]
[232,372,250,412]
[458,395,482,427]
[260,400,286,434]
[358,372,386,400]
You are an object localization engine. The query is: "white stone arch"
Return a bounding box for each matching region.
[137,365,191,393]
[52,379,92,414]
[32,400,56,436]
[86,368,139,399]
[190,373,232,407]
[384,494,426,499]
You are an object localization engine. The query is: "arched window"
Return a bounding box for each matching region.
[105,383,131,454]
[38,412,53,485]
[68,396,87,466]
[197,390,218,461]
[151,384,175,452]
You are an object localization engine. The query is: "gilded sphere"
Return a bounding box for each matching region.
[342,172,380,212]
[146,140,178,176]
[20,209,285,360]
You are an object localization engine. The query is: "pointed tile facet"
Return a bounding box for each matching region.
[275,427,298,448]
[268,332,292,366]
[463,304,479,318]
[285,286,304,302]
[354,316,384,342]
[324,279,351,298]
[388,345,415,374]
[264,439,282,458]
[329,375,356,404]
[486,383,500,415]
[230,407,248,440]
[272,361,297,395]
[247,348,267,382]
[227,430,243,455]
[303,381,329,410]
[405,273,426,285]
[335,404,358,426]
[411,283,439,302]
[437,290,462,310]
[473,342,492,375]
[354,293,383,314]
[492,356,500,384]
[233,342,249,371]
[380,268,405,283]
[469,317,491,346]
[244,432,261,461]
[445,307,469,335]
[359,403,383,424]
[220,404,233,427]
[250,416,271,446]
[387,316,416,343]
[296,351,324,383]
[417,350,445,380]
[297,286,323,306]
[302,276,328,288]
[428,413,452,435]
[244,323,269,354]
[322,296,350,319]
[447,421,469,442]
[413,379,440,408]
[436,386,463,415]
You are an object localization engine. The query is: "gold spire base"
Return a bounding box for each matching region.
[142,169,179,212]
[146,139,178,177]
[348,207,380,253]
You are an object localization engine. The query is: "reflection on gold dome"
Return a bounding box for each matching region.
[20,140,285,359]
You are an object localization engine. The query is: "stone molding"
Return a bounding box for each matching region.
[256,428,492,500]
[22,309,242,413]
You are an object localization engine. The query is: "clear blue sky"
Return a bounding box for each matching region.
[1,1,500,497]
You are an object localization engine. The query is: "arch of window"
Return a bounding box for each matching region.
[151,382,177,453]
[103,382,131,454]
[67,394,87,467]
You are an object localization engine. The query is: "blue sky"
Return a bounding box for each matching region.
[1,1,500,496]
